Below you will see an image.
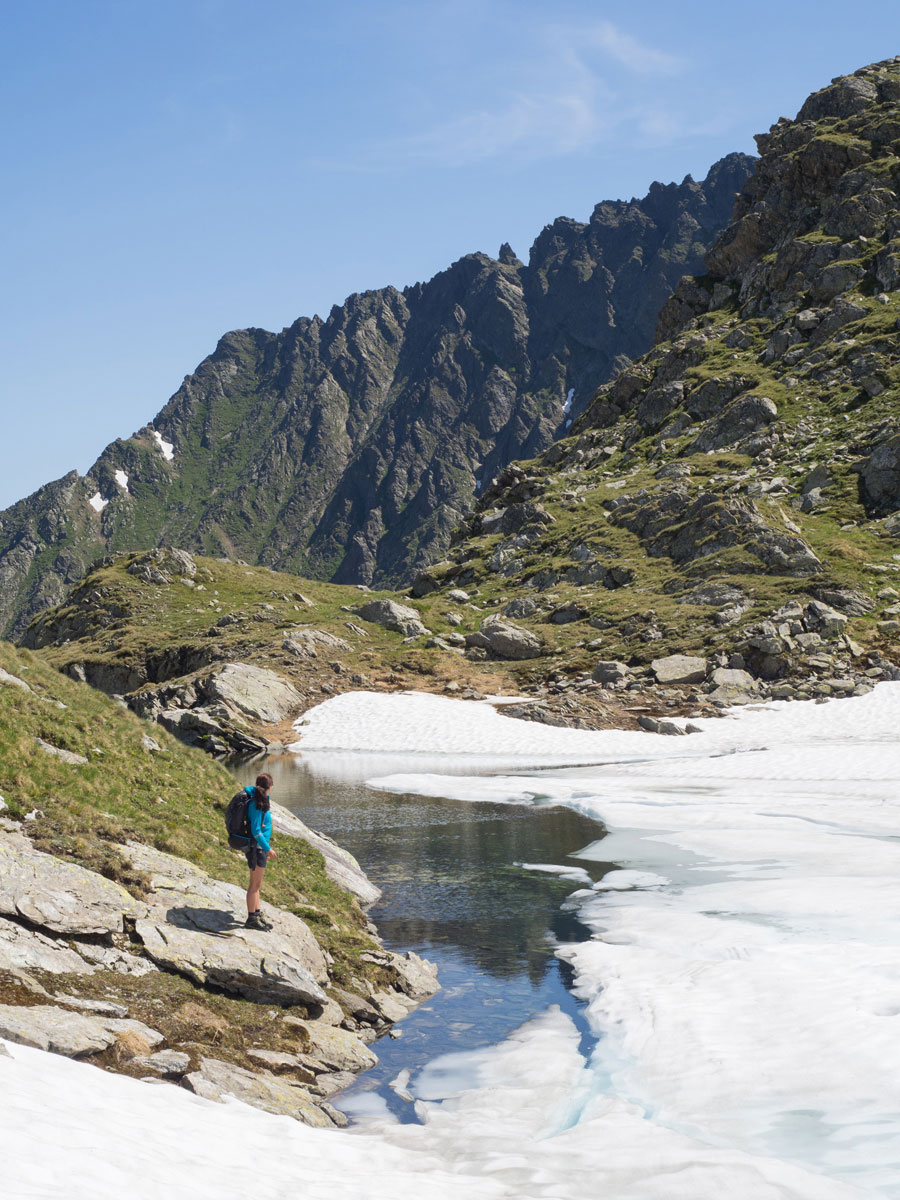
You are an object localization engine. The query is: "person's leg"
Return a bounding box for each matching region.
[246,864,265,915]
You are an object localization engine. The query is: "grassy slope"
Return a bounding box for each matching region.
[0,641,377,977]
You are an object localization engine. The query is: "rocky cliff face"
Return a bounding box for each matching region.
[0,155,752,639]
[423,60,900,698]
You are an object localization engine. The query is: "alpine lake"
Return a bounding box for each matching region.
[233,750,611,1123]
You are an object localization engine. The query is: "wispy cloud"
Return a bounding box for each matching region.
[583,21,685,77]
[320,19,689,171]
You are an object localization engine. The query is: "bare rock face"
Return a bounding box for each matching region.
[0,916,98,975]
[123,841,328,1006]
[282,629,352,658]
[196,662,302,725]
[0,832,146,936]
[859,435,900,516]
[287,1019,379,1074]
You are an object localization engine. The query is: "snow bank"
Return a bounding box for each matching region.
[114,468,129,490]
[291,689,675,763]
[151,428,174,461]
[0,1008,863,1199]
[87,491,108,513]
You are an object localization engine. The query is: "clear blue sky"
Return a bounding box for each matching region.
[1,0,897,508]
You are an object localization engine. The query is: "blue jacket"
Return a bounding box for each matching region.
[246,787,271,853]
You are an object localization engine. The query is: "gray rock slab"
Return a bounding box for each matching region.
[0,668,32,693]
[52,994,129,1018]
[246,1048,317,1083]
[123,841,327,1005]
[591,660,630,684]
[197,662,303,725]
[0,915,97,975]
[134,1049,191,1077]
[184,1057,335,1127]
[34,738,88,765]
[287,1019,378,1073]
[282,629,351,658]
[388,949,441,1002]
[705,667,760,705]
[269,803,381,907]
[0,1003,161,1058]
[0,832,146,936]
[651,654,708,685]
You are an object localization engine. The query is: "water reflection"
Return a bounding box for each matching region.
[233,751,611,1120]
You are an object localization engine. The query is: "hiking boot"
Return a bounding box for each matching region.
[245,912,267,931]
[254,911,273,930]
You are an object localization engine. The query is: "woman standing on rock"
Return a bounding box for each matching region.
[245,773,277,930]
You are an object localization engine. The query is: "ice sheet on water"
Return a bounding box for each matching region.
[516,861,594,885]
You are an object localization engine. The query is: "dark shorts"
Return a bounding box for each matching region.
[245,845,268,870]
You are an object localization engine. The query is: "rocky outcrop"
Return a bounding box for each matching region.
[123,841,329,1006]
[184,1057,337,1128]
[0,1004,163,1058]
[438,60,900,686]
[466,615,543,660]
[356,598,429,638]
[0,831,145,936]
[0,155,753,638]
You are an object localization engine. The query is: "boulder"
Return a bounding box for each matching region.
[651,655,707,685]
[357,599,429,638]
[155,708,268,758]
[0,831,145,936]
[287,1019,378,1074]
[859,435,900,516]
[805,600,848,636]
[183,1057,334,1127]
[269,803,381,907]
[591,660,630,685]
[282,630,351,659]
[637,716,686,736]
[705,668,760,704]
[476,615,542,660]
[386,949,441,1002]
[196,663,302,725]
[0,1003,162,1058]
[123,841,328,1006]
[549,603,588,625]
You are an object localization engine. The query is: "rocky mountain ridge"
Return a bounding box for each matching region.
[0,154,753,639]
[406,59,900,700]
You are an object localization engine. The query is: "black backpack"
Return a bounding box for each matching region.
[224,788,252,849]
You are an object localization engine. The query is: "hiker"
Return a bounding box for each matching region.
[244,772,277,930]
